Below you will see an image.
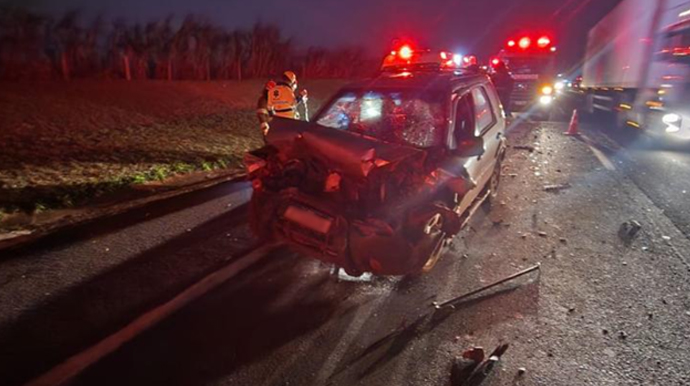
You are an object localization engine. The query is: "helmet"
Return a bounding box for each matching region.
[283,71,298,87]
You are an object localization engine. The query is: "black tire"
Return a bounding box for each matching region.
[483,158,503,210]
[408,203,451,275]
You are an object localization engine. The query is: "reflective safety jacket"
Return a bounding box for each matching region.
[267,83,300,119]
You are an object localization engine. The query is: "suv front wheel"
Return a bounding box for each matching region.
[483,158,503,209]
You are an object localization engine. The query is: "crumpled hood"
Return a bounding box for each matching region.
[266,118,426,178]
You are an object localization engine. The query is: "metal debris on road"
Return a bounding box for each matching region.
[334,267,374,283]
[433,264,541,311]
[543,183,571,193]
[451,343,510,386]
[618,220,642,245]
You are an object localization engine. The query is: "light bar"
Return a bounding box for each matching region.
[399,45,413,60]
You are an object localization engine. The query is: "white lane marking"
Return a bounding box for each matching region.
[25,243,279,386]
[581,134,616,171]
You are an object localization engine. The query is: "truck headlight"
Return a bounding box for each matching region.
[662,113,682,133]
[541,86,553,95]
[662,113,680,124]
[555,81,565,91]
[539,95,553,105]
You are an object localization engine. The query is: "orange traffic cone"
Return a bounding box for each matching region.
[565,109,580,136]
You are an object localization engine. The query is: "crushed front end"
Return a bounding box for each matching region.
[245,118,465,276]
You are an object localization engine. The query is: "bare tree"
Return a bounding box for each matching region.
[0,7,374,81]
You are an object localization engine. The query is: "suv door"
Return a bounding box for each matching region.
[450,92,481,215]
[470,86,504,190]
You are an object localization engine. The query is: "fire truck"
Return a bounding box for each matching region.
[493,33,558,118]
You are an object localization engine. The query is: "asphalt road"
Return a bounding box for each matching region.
[1,119,689,386]
[583,124,690,239]
[0,181,257,385]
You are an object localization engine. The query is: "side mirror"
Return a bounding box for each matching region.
[454,136,485,157]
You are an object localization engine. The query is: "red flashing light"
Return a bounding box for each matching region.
[519,37,531,49]
[440,51,448,60]
[399,45,413,60]
[507,40,516,47]
[537,36,551,48]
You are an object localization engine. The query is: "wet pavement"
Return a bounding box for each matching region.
[1,119,689,386]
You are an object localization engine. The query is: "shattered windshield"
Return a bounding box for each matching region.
[316,90,446,148]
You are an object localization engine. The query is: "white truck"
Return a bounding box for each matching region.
[582,0,690,140]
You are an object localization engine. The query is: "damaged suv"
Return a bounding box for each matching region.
[245,66,507,276]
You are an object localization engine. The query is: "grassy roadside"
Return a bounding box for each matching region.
[0,79,347,230]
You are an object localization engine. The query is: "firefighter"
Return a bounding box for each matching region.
[491,61,515,116]
[256,71,308,137]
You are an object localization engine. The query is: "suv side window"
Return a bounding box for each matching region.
[454,94,476,139]
[471,87,496,134]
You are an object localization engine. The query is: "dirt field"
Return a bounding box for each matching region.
[0,80,346,216]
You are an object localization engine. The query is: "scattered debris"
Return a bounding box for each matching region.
[543,183,571,193]
[619,331,628,340]
[559,238,568,244]
[508,173,518,178]
[602,329,609,335]
[451,344,510,386]
[513,145,535,152]
[336,269,374,283]
[517,367,527,376]
[568,307,576,313]
[538,231,548,237]
[434,264,541,311]
[618,220,642,245]
[661,235,671,241]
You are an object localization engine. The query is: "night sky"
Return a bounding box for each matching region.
[15,0,622,70]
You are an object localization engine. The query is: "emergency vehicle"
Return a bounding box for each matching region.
[493,33,559,119]
[245,46,507,276]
